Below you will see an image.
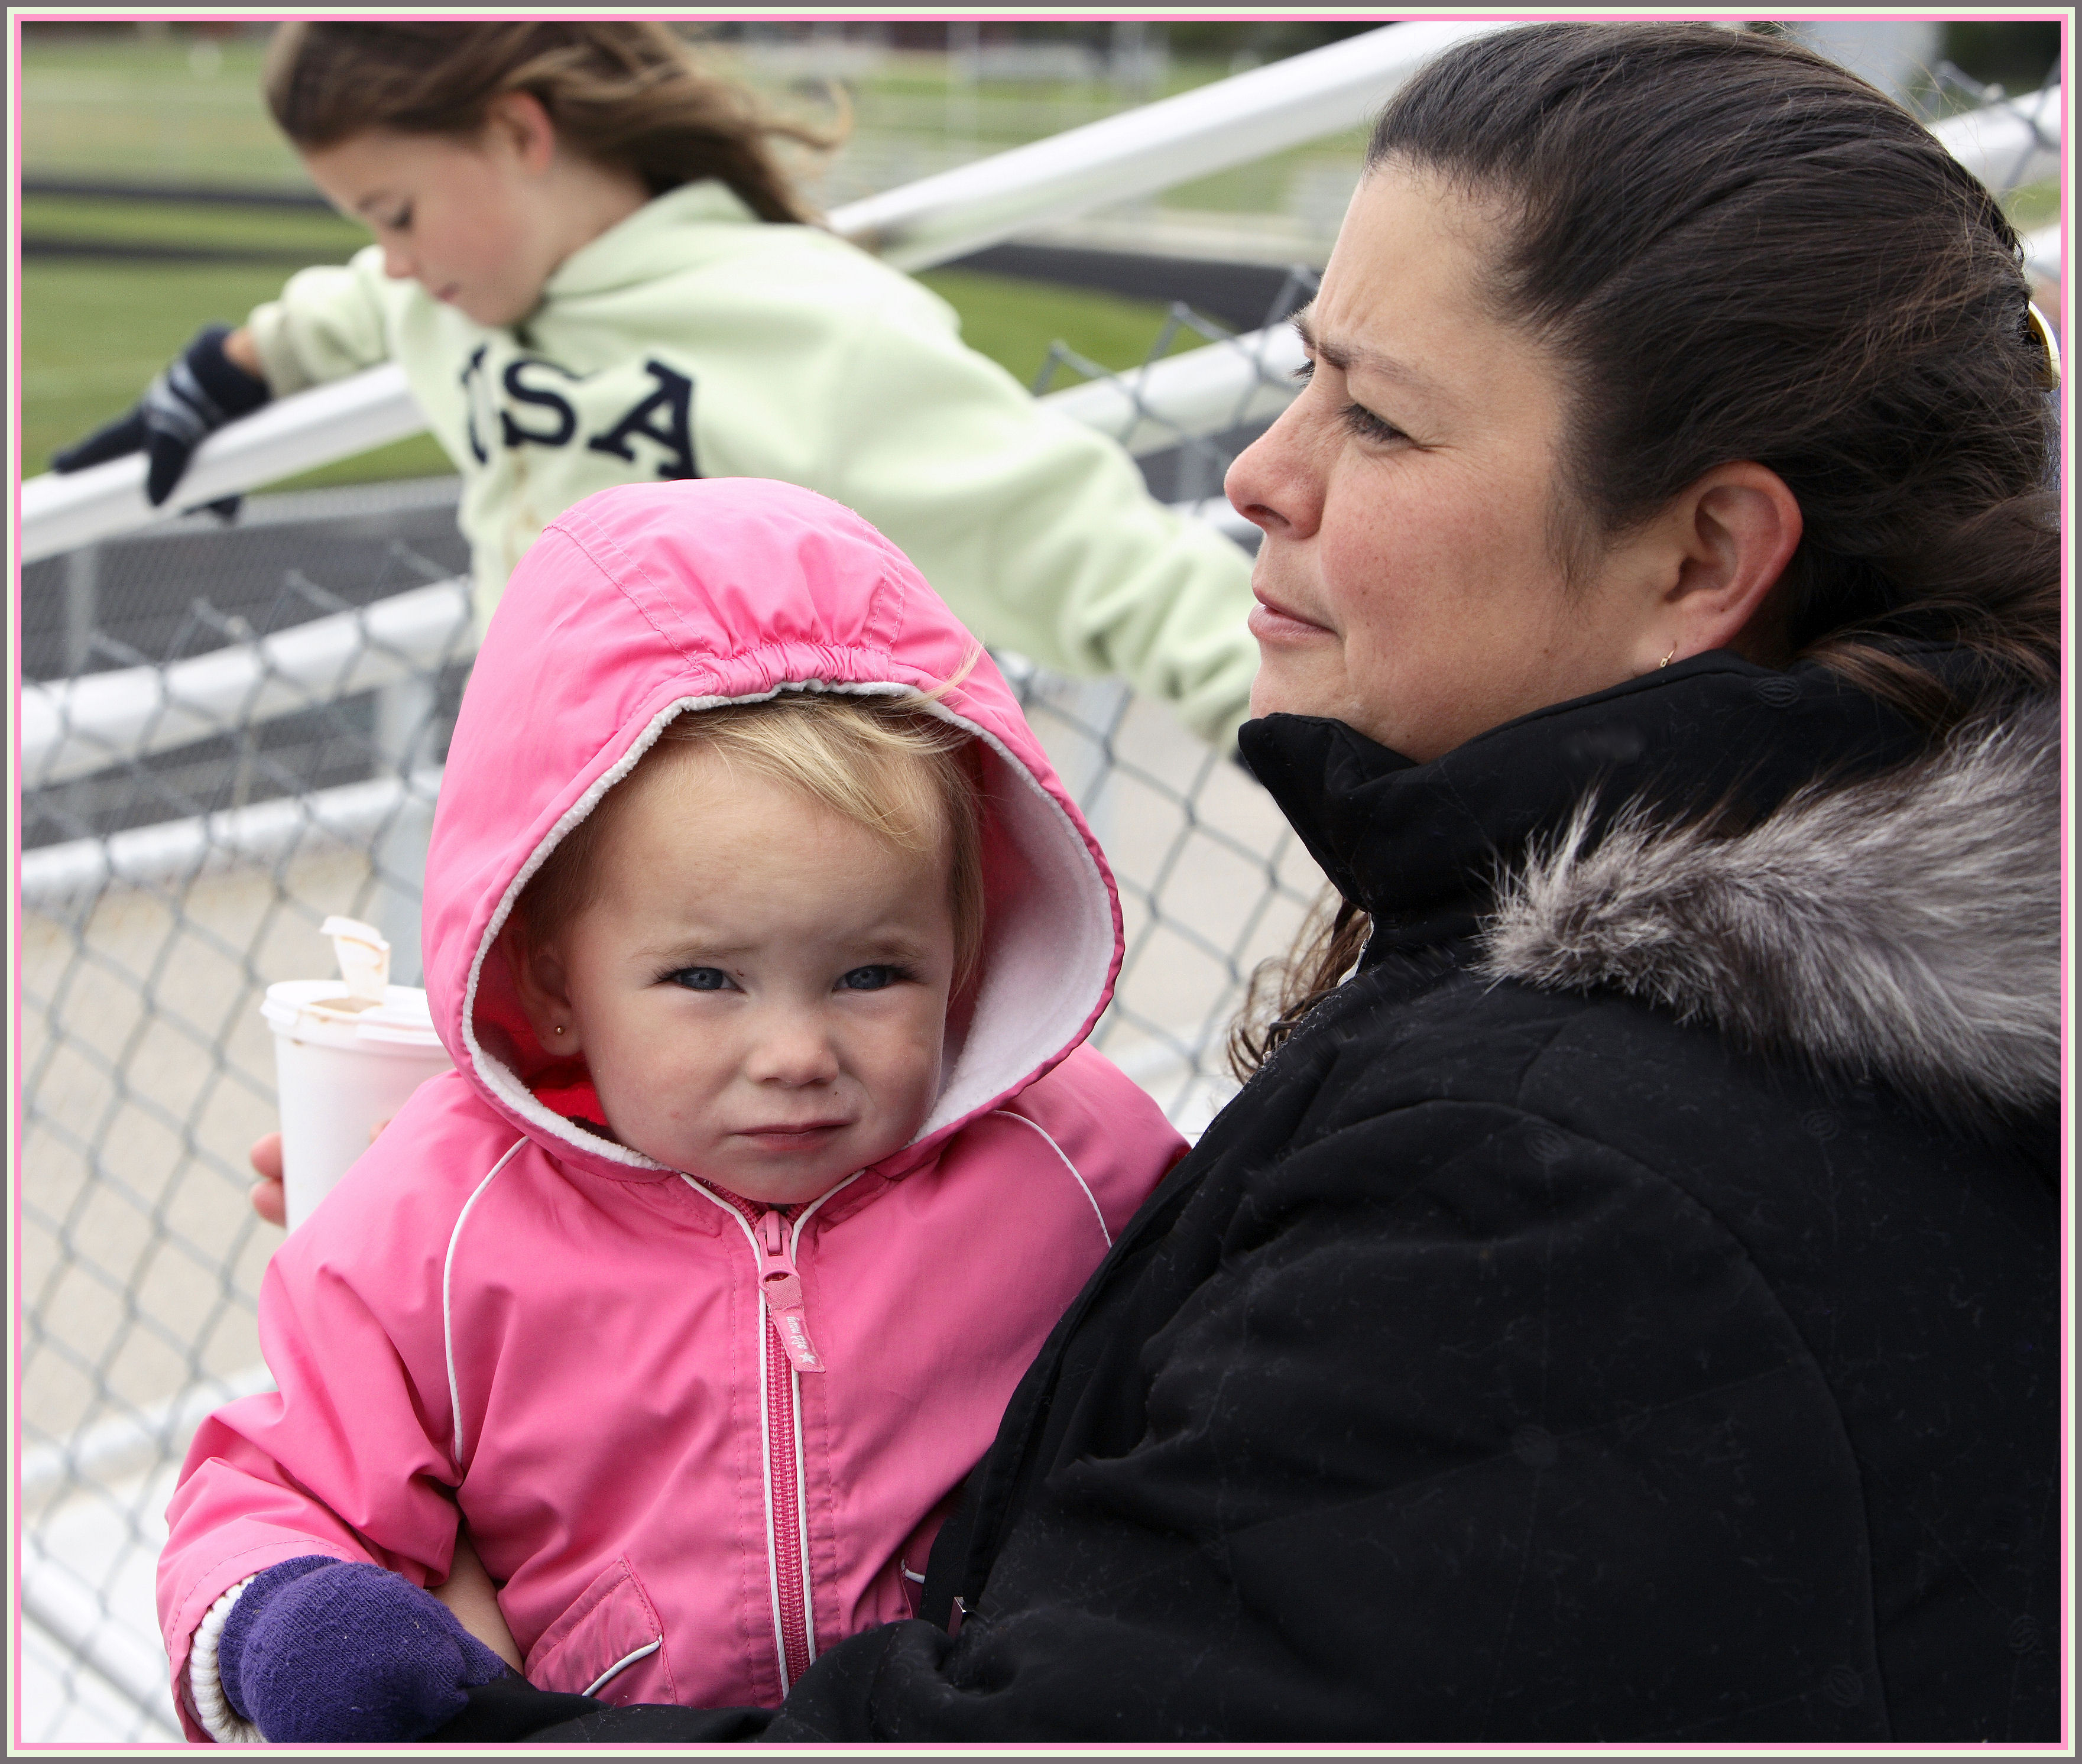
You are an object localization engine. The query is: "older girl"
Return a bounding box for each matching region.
[54,21,1258,745]
[511,22,2059,1744]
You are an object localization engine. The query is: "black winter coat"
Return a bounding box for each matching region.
[518,654,2059,1744]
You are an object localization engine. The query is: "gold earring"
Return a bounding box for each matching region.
[1659,643,1678,669]
[2027,299,2062,389]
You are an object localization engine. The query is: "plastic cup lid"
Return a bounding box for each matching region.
[261,981,446,1053]
[354,990,443,1049]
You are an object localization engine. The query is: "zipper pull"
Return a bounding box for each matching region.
[758,1209,825,1374]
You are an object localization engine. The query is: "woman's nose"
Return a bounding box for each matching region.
[1224,398,1322,541]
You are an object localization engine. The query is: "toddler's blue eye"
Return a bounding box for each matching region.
[839,965,900,991]
[666,967,732,991]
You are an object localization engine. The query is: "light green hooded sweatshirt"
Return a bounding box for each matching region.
[247,181,1259,745]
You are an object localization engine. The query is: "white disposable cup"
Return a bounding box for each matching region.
[261,981,454,1231]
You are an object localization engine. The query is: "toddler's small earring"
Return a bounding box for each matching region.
[553,1024,566,1037]
[1658,642,1678,669]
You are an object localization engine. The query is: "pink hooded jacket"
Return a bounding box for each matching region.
[159,480,1185,1737]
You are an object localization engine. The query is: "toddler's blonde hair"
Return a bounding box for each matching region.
[519,693,988,987]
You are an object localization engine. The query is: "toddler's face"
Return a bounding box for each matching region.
[530,748,956,1207]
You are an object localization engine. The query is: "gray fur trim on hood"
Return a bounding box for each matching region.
[1480,700,2060,1127]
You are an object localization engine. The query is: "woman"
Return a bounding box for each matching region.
[442,22,2059,1742]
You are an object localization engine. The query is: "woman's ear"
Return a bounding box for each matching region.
[484,89,558,177]
[1648,461,1803,669]
[502,920,584,1056]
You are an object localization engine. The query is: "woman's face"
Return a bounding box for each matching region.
[1228,164,1666,763]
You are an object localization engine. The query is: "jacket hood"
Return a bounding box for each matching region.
[423,479,1122,1182]
[540,180,758,303]
[1240,658,2060,1129]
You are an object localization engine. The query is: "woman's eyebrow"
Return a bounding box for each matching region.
[1292,309,1441,400]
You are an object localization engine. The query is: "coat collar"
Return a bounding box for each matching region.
[1237,653,2058,1129]
[1236,651,1927,965]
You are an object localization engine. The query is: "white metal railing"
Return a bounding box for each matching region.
[17,37,2064,1746]
[829,19,1514,268]
[22,1366,278,1506]
[1931,75,2064,197]
[19,368,432,565]
[17,20,1483,564]
[17,41,2061,567]
[21,767,445,907]
[22,579,471,785]
[1044,322,1306,459]
[18,320,1297,568]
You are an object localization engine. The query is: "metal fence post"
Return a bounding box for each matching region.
[369,675,438,985]
[63,541,99,676]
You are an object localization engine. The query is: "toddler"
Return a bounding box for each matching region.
[158,478,1186,1742]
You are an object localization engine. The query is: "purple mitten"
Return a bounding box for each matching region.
[218,1555,513,1743]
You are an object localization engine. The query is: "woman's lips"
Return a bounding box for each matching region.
[1247,591,1334,644]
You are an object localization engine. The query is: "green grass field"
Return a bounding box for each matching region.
[19,27,1360,200]
[21,24,2057,497]
[20,25,1277,495]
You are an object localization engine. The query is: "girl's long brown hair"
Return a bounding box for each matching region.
[1231,24,2060,1081]
[265,22,838,223]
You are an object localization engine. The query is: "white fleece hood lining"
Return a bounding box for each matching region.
[461,683,1117,1169]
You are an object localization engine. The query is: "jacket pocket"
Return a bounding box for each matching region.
[524,1556,674,1703]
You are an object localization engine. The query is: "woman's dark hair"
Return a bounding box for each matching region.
[265,22,837,224]
[1231,22,2060,1080]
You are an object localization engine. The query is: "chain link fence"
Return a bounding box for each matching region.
[17,57,2064,1730]
[17,296,1322,1742]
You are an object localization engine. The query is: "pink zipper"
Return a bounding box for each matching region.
[741,1201,821,1692]
[758,1209,825,1374]
[687,1181,846,1697]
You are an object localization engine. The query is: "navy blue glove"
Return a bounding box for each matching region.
[51,322,268,510]
[218,1555,515,1744]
